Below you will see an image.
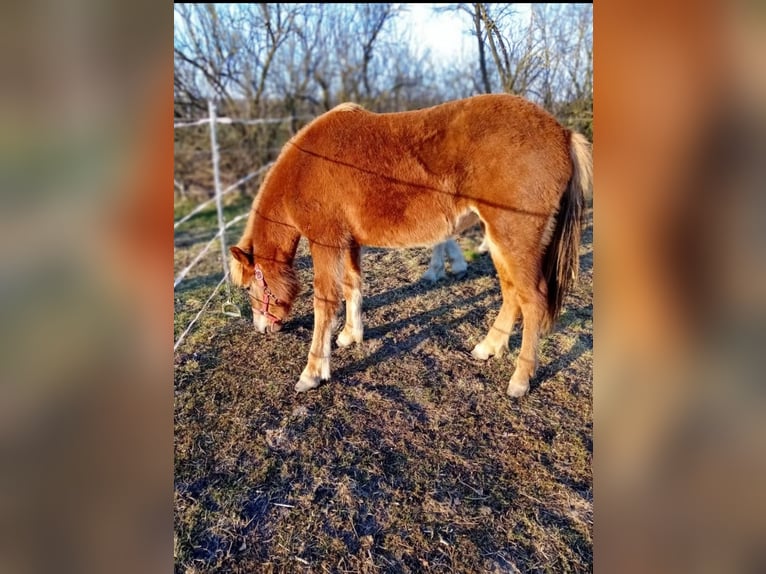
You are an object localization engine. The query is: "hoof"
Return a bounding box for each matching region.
[422,268,446,283]
[506,378,530,398]
[471,344,490,361]
[336,329,362,348]
[295,374,321,392]
[471,341,506,361]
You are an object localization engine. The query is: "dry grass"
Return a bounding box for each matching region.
[174,194,593,573]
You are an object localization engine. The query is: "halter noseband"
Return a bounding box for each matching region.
[252,263,282,326]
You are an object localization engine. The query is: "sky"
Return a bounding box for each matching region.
[403,4,471,62]
[402,3,532,64]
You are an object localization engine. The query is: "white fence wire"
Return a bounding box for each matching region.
[173,212,249,289]
[173,276,227,353]
[173,163,273,229]
[174,115,312,129]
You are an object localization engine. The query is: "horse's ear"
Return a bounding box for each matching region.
[229,246,254,288]
[229,246,254,268]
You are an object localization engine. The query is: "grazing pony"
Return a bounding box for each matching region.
[230,94,592,397]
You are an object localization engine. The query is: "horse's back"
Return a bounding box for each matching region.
[281,94,574,247]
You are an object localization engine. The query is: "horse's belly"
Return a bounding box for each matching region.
[354,208,473,249]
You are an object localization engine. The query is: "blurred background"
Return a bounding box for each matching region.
[596,2,766,572]
[1,1,764,573]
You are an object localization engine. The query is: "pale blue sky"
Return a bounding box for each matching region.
[402,3,532,64]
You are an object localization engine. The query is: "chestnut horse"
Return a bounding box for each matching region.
[230,94,592,397]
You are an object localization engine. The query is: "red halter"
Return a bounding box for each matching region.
[252,263,282,325]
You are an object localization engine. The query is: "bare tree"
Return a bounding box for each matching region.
[273,4,325,127]
[322,4,401,107]
[437,4,541,98]
[437,3,591,136]
[472,3,493,93]
[173,4,302,117]
[173,4,307,194]
[294,4,426,113]
[561,3,593,135]
[435,4,492,93]
[530,4,593,136]
[478,3,543,97]
[174,4,241,113]
[359,4,397,101]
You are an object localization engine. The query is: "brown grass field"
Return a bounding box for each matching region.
[174,191,593,573]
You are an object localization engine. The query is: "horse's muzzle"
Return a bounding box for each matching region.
[268,322,283,334]
[253,312,282,334]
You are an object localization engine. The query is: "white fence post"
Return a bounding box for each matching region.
[208,100,231,295]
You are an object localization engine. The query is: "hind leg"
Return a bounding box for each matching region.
[505,279,547,397]
[471,267,520,360]
[471,297,519,360]
[337,243,364,347]
[471,225,546,398]
[477,234,490,254]
[471,231,520,360]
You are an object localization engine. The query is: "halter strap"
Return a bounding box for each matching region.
[253,263,282,325]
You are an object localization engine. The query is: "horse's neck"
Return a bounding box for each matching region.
[249,159,302,269]
[252,212,300,268]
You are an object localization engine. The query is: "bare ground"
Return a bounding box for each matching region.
[174,194,593,573]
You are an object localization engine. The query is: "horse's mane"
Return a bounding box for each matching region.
[332,102,364,113]
[287,102,365,146]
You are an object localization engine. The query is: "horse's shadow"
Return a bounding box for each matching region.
[331,287,498,382]
[330,294,591,391]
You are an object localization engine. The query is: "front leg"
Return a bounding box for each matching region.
[295,244,343,392]
[295,298,336,392]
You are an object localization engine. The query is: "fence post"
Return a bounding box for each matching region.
[208,100,230,291]
[208,100,241,318]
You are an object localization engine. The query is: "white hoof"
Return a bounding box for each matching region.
[450,261,468,276]
[422,268,446,283]
[337,328,362,348]
[471,343,491,361]
[295,372,321,392]
[471,340,506,361]
[506,377,530,398]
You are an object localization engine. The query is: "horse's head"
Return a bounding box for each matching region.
[229,246,295,333]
